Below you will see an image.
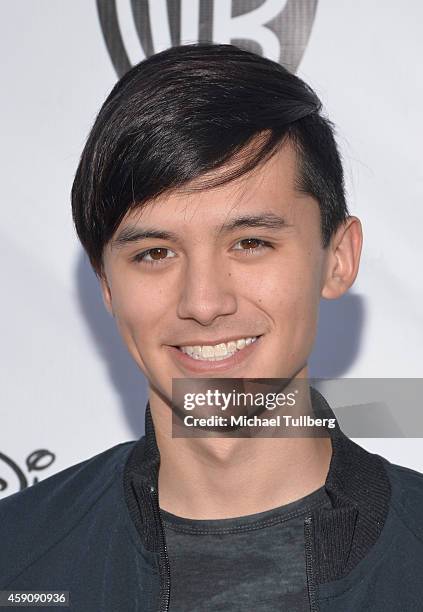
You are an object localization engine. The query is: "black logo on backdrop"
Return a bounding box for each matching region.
[97,0,318,78]
[0,450,56,497]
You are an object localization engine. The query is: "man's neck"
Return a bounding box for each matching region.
[152,390,333,520]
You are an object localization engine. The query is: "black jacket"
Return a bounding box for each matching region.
[1,388,423,611]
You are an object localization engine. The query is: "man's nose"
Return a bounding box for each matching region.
[176,256,237,325]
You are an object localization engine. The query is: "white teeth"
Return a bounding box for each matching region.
[201,345,215,359]
[179,336,258,361]
[214,343,228,357]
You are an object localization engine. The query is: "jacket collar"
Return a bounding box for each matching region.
[124,386,391,583]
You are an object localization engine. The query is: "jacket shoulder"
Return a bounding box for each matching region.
[0,441,137,586]
[382,458,423,542]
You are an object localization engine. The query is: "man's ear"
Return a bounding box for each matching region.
[321,216,363,299]
[99,273,114,317]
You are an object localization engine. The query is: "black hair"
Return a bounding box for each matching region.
[71,43,349,278]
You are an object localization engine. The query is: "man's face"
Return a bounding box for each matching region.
[101,141,331,408]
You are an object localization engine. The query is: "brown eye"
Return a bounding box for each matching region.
[233,238,272,255]
[240,238,261,249]
[133,247,176,265]
[149,248,168,260]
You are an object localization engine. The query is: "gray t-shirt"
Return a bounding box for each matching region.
[160,486,332,611]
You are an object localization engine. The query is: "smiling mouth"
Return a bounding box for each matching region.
[175,335,262,362]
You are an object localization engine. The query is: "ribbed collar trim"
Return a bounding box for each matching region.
[124,387,391,583]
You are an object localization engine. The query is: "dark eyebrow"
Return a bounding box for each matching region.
[218,212,287,233]
[111,227,180,249]
[111,212,288,249]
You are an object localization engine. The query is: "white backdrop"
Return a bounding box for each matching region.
[1,0,422,498]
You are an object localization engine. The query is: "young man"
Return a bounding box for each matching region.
[1,43,422,612]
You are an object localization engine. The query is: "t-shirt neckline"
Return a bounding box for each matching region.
[160,485,331,534]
